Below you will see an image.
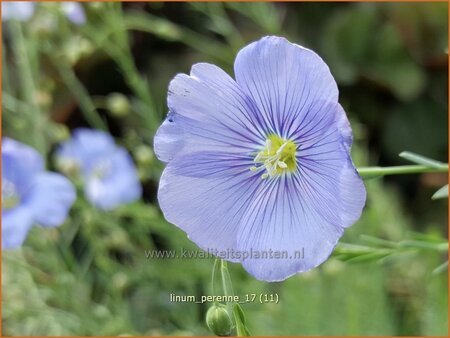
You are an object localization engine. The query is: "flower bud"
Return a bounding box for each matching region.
[134,144,154,167]
[205,304,233,336]
[106,93,131,117]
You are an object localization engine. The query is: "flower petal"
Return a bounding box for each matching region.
[158,151,261,259]
[153,111,184,163]
[336,104,353,150]
[237,175,345,282]
[234,36,338,138]
[2,1,35,21]
[85,148,142,210]
[2,207,33,249]
[61,2,86,25]
[24,173,76,227]
[57,128,117,175]
[295,101,366,228]
[163,63,266,160]
[2,138,44,195]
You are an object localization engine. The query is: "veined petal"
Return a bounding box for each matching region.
[295,101,366,228]
[85,148,141,210]
[158,152,261,258]
[2,207,33,249]
[234,36,338,138]
[153,111,184,163]
[165,63,265,157]
[237,175,344,282]
[24,172,76,227]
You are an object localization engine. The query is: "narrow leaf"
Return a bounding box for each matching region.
[432,184,448,200]
[399,151,445,169]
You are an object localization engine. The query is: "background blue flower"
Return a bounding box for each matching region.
[1,1,35,21]
[57,128,142,210]
[2,138,76,249]
[1,1,85,24]
[61,2,86,25]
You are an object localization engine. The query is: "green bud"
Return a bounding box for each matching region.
[134,144,154,166]
[106,93,131,117]
[206,304,233,337]
[51,124,71,143]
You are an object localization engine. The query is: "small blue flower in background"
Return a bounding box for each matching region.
[2,1,35,21]
[56,128,142,210]
[2,138,76,250]
[155,36,367,281]
[1,1,85,25]
[61,2,86,25]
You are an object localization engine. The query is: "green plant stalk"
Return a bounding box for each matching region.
[11,21,46,153]
[2,92,34,116]
[107,44,157,124]
[357,164,448,178]
[51,55,107,131]
[2,35,12,96]
[86,7,159,133]
[123,11,233,64]
[220,260,250,336]
[211,258,220,304]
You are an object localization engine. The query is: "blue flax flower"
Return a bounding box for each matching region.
[61,2,86,25]
[154,36,367,281]
[56,128,142,210]
[1,1,85,25]
[2,138,76,249]
[2,1,35,21]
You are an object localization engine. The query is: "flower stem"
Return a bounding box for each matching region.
[357,164,448,178]
[11,20,46,154]
[219,260,251,336]
[211,258,219,304]
[50,54,108,131]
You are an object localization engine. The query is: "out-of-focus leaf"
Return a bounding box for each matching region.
[432,261,448,275]
[432,184,448,200]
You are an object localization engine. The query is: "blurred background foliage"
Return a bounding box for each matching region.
[2,2,448,336]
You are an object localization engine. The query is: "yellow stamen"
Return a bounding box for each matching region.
[250,134,297,178]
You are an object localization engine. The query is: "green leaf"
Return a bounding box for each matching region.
[399,151,445,168]
[432,261,448,275]
[432,184,448,200]
[233,304,246,326]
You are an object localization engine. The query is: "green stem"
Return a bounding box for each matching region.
[211,258,219,304]
[219,260,250,336]
[11,20,46,153]
[2,35,11,95]
[220,260,234,298]
[85,7,159,133]
[50,53,108,131]
[357,164,448,178]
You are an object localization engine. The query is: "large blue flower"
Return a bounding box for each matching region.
[154,36,367,281]
[2,138,76,249]
[56,128,142,210]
